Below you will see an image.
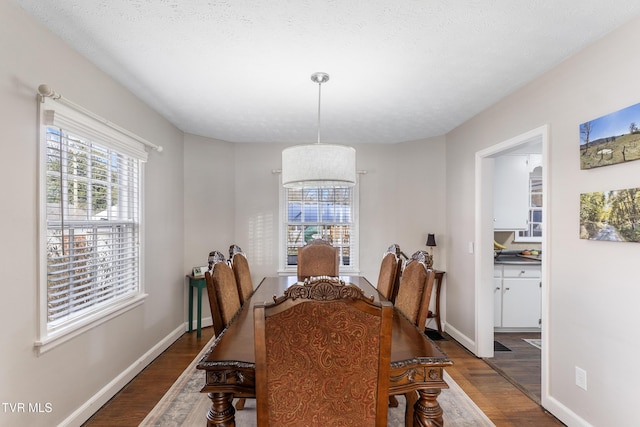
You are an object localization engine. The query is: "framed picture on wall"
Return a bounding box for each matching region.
[580,187,640,242]
[580,102,640,169]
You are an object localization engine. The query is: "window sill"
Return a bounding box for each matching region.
[34,293,148,356]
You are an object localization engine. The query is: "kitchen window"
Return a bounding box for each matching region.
[516,166,542,242]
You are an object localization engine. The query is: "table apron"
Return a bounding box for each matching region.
[388,365,449,394]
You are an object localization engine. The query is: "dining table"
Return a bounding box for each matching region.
[196,275,453,427]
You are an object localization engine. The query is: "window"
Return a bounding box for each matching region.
[37,98,147,353]
[516,166,542,242]
[281,184,358,273]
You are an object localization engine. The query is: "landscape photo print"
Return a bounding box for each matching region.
[580,187,640,242]
[580,102,640,169]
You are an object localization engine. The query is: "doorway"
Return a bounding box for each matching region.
[474,125,549,405]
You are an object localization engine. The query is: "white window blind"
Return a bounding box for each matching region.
[282,184,358,272]
[37,97,146,352]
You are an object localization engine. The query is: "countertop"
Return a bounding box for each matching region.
[494,250,541,265]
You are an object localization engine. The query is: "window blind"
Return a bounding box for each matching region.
[44,122,141,328]
[285,186,355,268]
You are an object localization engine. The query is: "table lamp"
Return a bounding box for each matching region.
[425,233,436,269]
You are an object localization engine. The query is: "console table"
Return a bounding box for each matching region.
[427,270,446,333]
[186,274,206,338]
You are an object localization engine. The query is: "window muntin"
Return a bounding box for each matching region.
[283,186,357,271]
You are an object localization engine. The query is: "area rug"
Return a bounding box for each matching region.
[140,338,495,427]
[523,338,542,350]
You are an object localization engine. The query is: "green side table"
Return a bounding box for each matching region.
[186,274,207,338]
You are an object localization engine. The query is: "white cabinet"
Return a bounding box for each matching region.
[493,267,502,326]
[494,154,541,231]
[494,264,541,329]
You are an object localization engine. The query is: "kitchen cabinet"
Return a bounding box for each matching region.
[494,264,541,330]
[494,154,542,231]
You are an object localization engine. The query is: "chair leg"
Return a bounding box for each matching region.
[235,398,246,410]
[404,391,418,427]
[388,395,399,407]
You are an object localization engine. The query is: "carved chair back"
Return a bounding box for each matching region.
[375,244,404,303]
[394,250,435,329]
[254,277,393,427]
[296,238,339,280]
[229,244,254,304]
[205,250,241,336]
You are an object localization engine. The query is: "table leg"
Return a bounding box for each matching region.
[196,284,203,338]
[188,282,194,333]
[206,392,235,427]
[413,388,444,427]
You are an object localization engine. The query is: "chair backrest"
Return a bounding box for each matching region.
[296,238,339,280]
[229,244,254,304]
[394,250,435,329]
[205,250,241,336]
[254,277,393,427]
[375,244,403,302]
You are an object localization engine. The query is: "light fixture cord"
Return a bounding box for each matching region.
[317,79,322,144]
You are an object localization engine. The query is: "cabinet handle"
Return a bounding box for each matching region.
[520,270,525,275]
[505,287,510,291]
[495,287,500,290]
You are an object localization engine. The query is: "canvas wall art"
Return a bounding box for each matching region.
[580,187,640,242]
[580,102,640,169]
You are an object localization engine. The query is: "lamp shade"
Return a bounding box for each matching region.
[426,233,436,247]
[282,144,356,188]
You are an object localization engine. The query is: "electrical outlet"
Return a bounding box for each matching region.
[575,366,587,390]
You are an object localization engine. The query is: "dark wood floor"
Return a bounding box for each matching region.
[487,332,542,403]
[83,326,563,426]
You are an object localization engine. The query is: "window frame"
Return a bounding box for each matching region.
[36,97,148,355]
[515,165,543,243]
[278,177,359,275]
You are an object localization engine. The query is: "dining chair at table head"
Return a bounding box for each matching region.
[394,250,436,330]
[229,244,254,304]
[375,243,404,303]
[296,238,339,280]
[254,276,393,427]
[205,250,242,336]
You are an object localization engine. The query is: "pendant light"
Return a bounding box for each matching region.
[281,72,356,188]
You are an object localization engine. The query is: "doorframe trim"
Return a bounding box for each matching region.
[473,124,550,405]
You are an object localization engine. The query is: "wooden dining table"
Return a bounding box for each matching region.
[196,275,453,427]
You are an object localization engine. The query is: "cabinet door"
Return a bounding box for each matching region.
[493,277,503,327]
[501,278,541,328]
[494,155,529,230]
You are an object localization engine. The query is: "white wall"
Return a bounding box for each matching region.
[186,138,448,286]
[445,15,640,426]
[0,1,185,426]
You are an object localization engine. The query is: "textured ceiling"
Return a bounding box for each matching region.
[12,0,640,144]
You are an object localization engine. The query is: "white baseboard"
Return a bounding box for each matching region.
[187,315,213,331]
[542,395,593,427]
[444,323,477,354]
[58,324,186,427]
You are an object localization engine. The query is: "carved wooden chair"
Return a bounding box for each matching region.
[205,250,242,337]
[254,277,393,427]
[228,244,254,411]
[394,250,435,330]
[296,238,339,280]
[390,250,436,421]
[229,244,254,304]
[375,244,404,303]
